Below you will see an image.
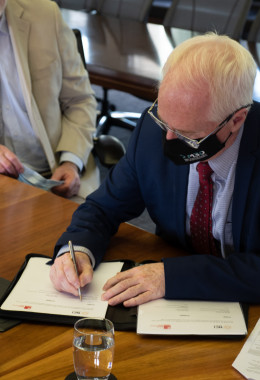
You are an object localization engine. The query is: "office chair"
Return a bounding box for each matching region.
[73,29,126,167]
[248,8,260,41]
[163,0,253,40]
[92,0,154,136]
[52,0,97,11]
[245,9,260,72]
[95,0,153,22]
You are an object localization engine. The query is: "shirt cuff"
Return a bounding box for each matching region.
[60,152,84,173]
[56,244,96,267]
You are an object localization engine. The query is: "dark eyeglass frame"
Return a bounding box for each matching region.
[148,98,252,149]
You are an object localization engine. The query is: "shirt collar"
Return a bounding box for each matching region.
[208,125,244,180]
[0,11,8,35]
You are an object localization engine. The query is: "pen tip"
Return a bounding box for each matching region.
[78,288,82,301]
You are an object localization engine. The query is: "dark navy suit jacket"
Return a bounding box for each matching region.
[54,102,260,304]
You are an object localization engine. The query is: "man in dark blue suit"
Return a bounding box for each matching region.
[50,33,260,307]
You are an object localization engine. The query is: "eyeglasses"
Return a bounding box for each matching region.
[148,98,252,149]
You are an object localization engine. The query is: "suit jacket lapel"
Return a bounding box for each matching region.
[174,164,189,247]
[6,2,31,97]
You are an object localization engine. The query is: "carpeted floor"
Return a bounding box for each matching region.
[93,84,156,233]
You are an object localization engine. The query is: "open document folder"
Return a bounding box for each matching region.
[0,256,123,319]
[0,254,248,336]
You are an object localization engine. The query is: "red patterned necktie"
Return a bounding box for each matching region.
[190,162,218,255]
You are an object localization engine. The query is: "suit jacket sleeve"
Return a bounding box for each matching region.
[54,110,148,263]
[15,0,98,166]
[52,4,97,165]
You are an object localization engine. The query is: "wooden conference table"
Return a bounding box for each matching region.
[60,9,195,102]
[60,9,260,104]
[0,176,260,379]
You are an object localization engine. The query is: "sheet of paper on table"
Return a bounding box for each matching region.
[1,257,123,319]
[137,299,247,336]
[232,318,260,380]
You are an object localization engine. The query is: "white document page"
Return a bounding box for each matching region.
[137,299,247,335]
[232,318,260,380]
[1,257,123,319]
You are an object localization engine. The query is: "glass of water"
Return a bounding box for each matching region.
[73,318,115,380]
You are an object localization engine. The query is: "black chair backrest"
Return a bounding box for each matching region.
[73,28,87,69]
[163,0,253,40]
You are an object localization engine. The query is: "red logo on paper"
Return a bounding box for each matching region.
[151,324,172,330]
[24,306,32,310]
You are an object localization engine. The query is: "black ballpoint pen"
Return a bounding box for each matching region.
[68,240,82,301]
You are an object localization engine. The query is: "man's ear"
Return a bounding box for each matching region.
[230,109,248,133]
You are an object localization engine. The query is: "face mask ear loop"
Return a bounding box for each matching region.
[223,132,232,144]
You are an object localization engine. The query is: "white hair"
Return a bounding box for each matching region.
[161,33,257,122]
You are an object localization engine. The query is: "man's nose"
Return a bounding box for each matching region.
[166,130,177,140]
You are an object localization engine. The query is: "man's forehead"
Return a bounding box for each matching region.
[158,84,211,116]
[157,82,214,134]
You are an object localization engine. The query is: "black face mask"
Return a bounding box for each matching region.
[163,130,232,165]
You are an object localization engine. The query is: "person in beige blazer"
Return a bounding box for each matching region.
[0,0,100,201]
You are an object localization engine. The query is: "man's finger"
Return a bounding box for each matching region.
[102,275,139,301]
[49,262,79,296]
[102,268,135,291]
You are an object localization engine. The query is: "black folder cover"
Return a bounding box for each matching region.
[0,254,137,331]
[0,254,249,337]
[0,278,21,332]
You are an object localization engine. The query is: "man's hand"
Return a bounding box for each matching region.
[51,162,80,198]
[101,263,165,307]
[49,252,93,296]
[0,145,24,177]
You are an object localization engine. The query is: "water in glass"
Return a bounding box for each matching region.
[73,318,115,380]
